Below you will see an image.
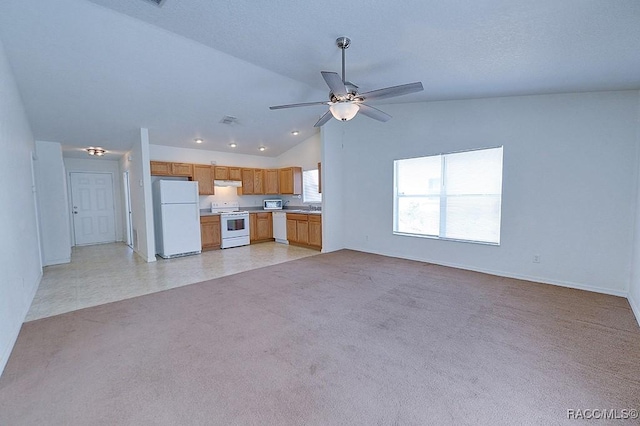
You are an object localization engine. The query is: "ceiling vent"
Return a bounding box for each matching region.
[220,115,238,125]
[142,0,167,6]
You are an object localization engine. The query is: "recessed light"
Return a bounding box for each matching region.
[291,131,299,136]
[259,146,266,152]
[229,143,237,148]
[86,147,106,156]
[195,138,203,144]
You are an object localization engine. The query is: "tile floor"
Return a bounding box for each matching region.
[26,242,319,322]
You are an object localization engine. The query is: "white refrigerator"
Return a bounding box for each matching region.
[153,180,202,258]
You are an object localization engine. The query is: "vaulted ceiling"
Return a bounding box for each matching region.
[0,0,638,158]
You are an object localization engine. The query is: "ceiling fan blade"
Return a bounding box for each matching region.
[358,104,392,122]
[270,101,329,110]
[359,82,424,102]
[313,110,333,127]
[321,71,347,97]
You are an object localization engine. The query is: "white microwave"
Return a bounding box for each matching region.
[263,199,283,210]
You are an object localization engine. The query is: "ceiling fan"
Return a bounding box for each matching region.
[270,37,424,127]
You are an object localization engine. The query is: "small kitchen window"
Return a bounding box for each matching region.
[303,169,322,203]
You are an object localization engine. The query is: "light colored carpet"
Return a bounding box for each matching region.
[1,250,639,425]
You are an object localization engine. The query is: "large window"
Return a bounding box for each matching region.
[303,169,322,203]
[393,147,503,244]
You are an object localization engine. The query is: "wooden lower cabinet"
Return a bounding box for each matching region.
[286,213,321,250]
[308,215,322,249]
[250,212,273,243]
[286,217,297,242]
[200,215,221,250]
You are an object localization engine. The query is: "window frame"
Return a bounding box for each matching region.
[302,168,322,204]
[393,146,503,246]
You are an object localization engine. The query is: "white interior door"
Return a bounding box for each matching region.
[70,172,116,245]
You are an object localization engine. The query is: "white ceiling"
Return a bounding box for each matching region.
[0,0,638,158]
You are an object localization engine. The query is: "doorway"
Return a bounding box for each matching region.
[69,172,116,245]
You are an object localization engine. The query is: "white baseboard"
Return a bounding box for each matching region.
[629,293,640,328]
[43,257,71,266]
[348,246,628,298]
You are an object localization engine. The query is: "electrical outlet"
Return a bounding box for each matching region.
[533,254,541,263]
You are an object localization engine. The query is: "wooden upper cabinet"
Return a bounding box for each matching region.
[214,166,229,180]
[215,165,242,182]
[253,169,264,194]
[264,169,279,195]
[279,167,302,195]
[151,162,305,197]
[151,161,193,178]
[171,163,193,177]
[241,168,255,194]
[193,165,214,195]
[228,167,242,181]
[150,161,172,176]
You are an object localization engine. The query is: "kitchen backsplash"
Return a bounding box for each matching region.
[198,186,303,210]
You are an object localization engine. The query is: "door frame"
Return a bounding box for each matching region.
[68,171,117,246]
[123,170,134,248]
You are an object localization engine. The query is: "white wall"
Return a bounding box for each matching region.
[629,92,640,324]
[63,157,124,242]
[120,129,155,262]
[320,122,346,252]
[326,91,639,296]
[0,37,42,375]
[276,133,322,207]
[276,133,321,170]
[34,141,71,265]
[150,144,278,168]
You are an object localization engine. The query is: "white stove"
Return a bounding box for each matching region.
[211,202,250,248]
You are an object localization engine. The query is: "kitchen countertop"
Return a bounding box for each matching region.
[199,208,321,217]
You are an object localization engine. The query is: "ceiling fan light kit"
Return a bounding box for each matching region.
[270,36,424,127]
[330,102,359,121]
